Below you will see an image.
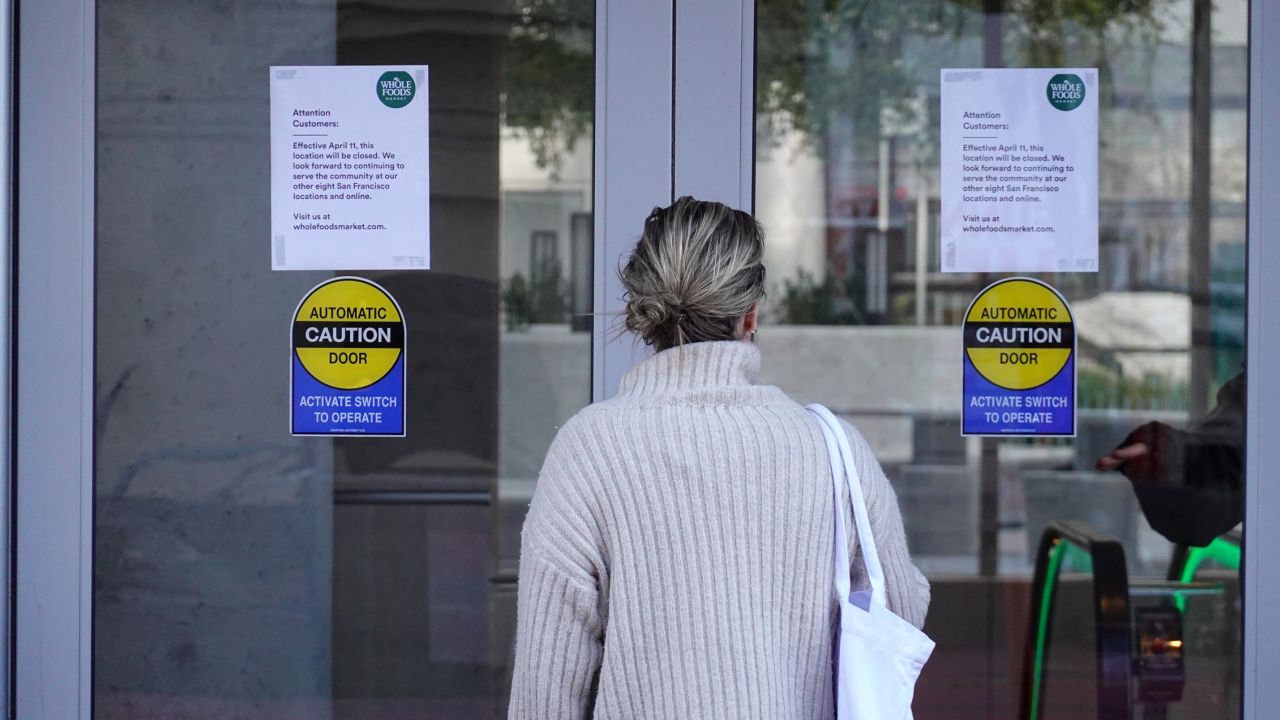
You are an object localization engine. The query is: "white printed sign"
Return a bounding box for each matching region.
[940,68,1098,273]
[270,66,430,271]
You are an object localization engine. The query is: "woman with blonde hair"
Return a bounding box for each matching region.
[509,196,929,719]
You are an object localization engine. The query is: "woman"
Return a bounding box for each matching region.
[509,197,930,719]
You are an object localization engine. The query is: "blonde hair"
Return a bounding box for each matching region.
[621,196,766,352]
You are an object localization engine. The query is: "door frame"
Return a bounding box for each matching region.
[1243,1,1280,714]
[14,0,96,716]
[10,0,1280,717]
[592,0,755,399]
[0,0,11,714]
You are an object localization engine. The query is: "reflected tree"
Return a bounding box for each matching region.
[502,0,593,174]
[757,0,1163,149]
[757,0,962,149]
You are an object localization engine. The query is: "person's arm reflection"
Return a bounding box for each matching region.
[1095,372,1244,546]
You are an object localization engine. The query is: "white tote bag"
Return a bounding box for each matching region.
[807,404,935,720]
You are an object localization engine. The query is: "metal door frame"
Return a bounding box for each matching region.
[0,0,11,715]
[592,0,755,399]
[1243,2,1279,716]
[591,0,672,399]
[9,0,1279,717]
[14,0,95,716]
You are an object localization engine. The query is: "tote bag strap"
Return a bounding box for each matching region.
[807,404,887,608]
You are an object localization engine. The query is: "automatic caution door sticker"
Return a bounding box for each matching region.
[962,277,1075,436]
[291,276,406,436]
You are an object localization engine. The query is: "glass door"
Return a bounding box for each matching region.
[16,0,684,714]
[754,1,1248,718]
[90,1,591,717]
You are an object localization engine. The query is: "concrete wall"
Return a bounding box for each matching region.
[95,1,337,716]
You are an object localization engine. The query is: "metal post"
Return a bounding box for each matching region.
[915,141,929,326]
[1188,0,1213,418]
[977,0,1004,581]
[0,0,12,714]
[869,138,890,320]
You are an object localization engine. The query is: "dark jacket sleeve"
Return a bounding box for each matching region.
[1126,373,1244,546]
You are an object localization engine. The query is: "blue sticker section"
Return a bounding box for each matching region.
[292,354,405,435]
[962,356,1074,435]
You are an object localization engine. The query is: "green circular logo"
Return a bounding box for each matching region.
[376,71,416,109]
[1046,73,1085,111]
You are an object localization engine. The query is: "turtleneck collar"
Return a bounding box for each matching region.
[616,340,773,399]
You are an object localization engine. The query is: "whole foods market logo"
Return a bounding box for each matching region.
[376,71,416,109]
[1046,74,1085,111]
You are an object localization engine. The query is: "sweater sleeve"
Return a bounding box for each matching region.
[840,419,932,629]
[508,423,606,720]
[508,552,603,720]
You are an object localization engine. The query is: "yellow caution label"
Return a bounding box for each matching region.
[292,277,404,390]
[963,278,1074,391]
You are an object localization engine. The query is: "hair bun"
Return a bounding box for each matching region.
[620,197,766,351]
[626,294,682,348]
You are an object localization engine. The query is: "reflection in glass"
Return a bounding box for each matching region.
[94,1,592,718]
[755,1,1246,718]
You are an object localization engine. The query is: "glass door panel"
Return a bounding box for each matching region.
[755,1,1246,718]
[93,1,592,718]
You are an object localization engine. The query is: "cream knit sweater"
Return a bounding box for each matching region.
[509,340,930,719]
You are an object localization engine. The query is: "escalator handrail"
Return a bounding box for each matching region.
[1020,520,1133,720]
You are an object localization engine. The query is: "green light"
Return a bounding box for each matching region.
[1029,539,1096,720]
[1175,535,1242,611]
[1030,540,1067,720]
[1063,541,1093,574]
